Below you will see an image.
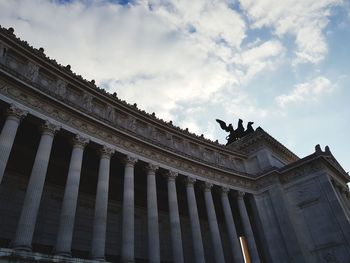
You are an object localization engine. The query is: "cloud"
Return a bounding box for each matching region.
[276,76,334,107]
[239,0,342,64]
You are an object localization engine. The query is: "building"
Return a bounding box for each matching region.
[0,25,349,263]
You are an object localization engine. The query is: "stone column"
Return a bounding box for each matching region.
[237,191,260,263]
[91,145,114,261]
[202,182,225,263]
[166,171,184,263]
[121,156,138,263]
[184,177,205,263]
[0,104,27,184]
[220,187,244,263]
[54,135,89,256]
[12,121,60,251]
[147,164,160,263]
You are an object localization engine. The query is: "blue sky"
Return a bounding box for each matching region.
[0,0,349,173]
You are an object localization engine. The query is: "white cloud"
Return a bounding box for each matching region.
[276,76,334,107]
[240,0,342,64]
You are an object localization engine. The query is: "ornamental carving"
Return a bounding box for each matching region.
[99,145,114,158]
[41,120,60,135]
[0,79,256,192]
[124,156,138,166]
[72,134,89,149]
[7,104,27,120]
[166,171,178,181]
[24,61,39,82]
[147,163,159,173]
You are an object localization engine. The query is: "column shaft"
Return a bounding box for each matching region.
[167,171,184,263]
[55,135,88,256]
[220,188,244,263]
[203,183,225,263]
[13,121,59,250]
[185,178,205,263]
[147,164,160,263]
[121,156,137,263]
[0,105,27,183]
[91,146,113,260]
[237,192,260,263]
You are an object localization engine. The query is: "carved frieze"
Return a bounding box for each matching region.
[0,70,256,192]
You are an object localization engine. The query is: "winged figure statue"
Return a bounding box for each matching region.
[216,118,255,145]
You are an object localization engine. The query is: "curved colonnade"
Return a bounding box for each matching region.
[0,103,260,262]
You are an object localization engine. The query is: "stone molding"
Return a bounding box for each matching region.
[6,103,27,121]
[0,67,257,192]
[0,27,248,176]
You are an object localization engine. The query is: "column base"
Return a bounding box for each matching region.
[91,256,105,262]
[12,244,32,252]
[122,261,135,263]
[54,251,72,257]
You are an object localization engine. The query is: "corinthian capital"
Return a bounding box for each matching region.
[201,182,213,192]
[123,155,138,166]
[99,145,114,158]
[146,163,159,173]
[165,170,178,181]
[72,134,89,149]
[41,120,60,136]
[184,177,196,186]
[7,104,28,121]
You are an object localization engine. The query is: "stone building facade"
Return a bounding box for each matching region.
[0,26,349,263]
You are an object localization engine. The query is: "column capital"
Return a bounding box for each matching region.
[99,145,114,159]
[237,191,245,199]
[146,163,159,173]
[123,155,138,166]
[41,120,60,136]
[201,182,213,192]
[165,170,178,181]
[219,186,230,194]
[7,104,28,121]
[184,177,196,186]
[72,134,89,149]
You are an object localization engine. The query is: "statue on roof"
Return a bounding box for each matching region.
[216,118,255,145]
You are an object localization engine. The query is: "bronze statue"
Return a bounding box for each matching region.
[216,118,255,145]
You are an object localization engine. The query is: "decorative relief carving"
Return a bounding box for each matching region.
[24,61,39,82]
[124,155,138,166]
[55,79,67,98]
[201,182,213,191]
[166,170,178,181]
[147,163,159,173]
[72,134,89,149]
[7,103,27,120]
[81,92,93,112]
[184,177,196,186]
[105,104,115,123]
[41,120,60,135]
[99,145,114,158]
[0,79,256,191]
[0,42,8,63]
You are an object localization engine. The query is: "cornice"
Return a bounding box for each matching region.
[0,76,257,192]
[227,127,299,164]
[0,25,245,158]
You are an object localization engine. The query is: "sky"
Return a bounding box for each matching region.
[0,0,349,173]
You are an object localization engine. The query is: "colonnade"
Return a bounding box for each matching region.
[0,104,260,263]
